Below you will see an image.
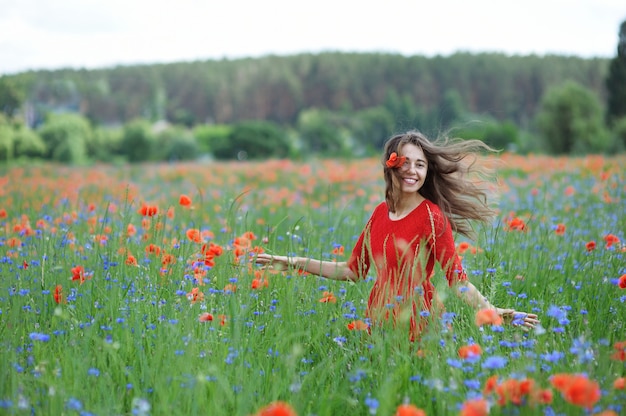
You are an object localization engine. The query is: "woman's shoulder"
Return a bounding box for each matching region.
[422,199,446,224]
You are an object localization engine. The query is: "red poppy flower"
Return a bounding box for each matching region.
[614,377,625,390]
[53,285,63,304]
[395,404,426,416]
[347,320,369,331]
[459,398,488,416]
[198,313,214,322]
[585,240,596,252]
[618,274,626,289]
[138,203,158,217]
[611,340,626,361]
[332,245,344,256]
[251,277,269,290]
[186,287,204,303]
[179,194,192,207]
[505,216,527,231]
[255,401,297,416]
[386,152,407,169]
[550,373,601,410]
[319,291,337,303]
[186,228,202,243]
[458,343,482,359]
[125,254,137,266]
[70,265,85,283]
[554,223,566,235]
[604,233,621,248]
[475,308,503,326]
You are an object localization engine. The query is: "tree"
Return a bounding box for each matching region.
[606,20,626,125]
[535,81,610,154]
[37,113,92,163]
[0,76,25,118]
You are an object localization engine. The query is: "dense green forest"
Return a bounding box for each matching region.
[1,23,626,164]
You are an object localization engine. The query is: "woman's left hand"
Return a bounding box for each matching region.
[496,308,540,329]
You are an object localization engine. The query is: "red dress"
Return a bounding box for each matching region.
[347,199,467,340]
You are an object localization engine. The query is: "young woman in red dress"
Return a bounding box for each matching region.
[256,131,538,340]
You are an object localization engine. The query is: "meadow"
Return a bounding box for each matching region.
[0,154,624,416]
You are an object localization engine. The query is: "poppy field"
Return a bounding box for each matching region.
[1,154,625,416]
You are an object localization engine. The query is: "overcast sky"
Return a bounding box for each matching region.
[0,0,624,75]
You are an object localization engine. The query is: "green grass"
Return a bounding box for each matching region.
[0,156,624,415]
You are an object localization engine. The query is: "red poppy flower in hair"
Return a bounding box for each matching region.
[386,152,407,169]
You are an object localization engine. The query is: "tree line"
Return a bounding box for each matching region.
[0,20,625,163]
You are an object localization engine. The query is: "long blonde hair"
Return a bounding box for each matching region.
[382,130,497,239]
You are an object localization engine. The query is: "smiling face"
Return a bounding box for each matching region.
[395,143,428,196]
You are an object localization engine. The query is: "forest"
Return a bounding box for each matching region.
[0,20,625,163]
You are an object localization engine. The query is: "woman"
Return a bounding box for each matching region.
[256,131,538,340]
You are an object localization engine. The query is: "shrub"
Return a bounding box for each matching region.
[37,113,92,163]
[212,120,291,160]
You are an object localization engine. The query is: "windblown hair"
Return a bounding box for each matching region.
[382,130,498,239]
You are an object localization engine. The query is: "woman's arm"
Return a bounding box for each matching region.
[255,253,358,282]
[455,280,540,328]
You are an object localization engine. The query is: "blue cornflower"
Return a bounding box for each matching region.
[540,350,565,363]
[87,368,100,377]
[66,397,83,411]
[481,356,507,370]
[364,397,379,415]
[446,358,464,369]
[29,332,50,342]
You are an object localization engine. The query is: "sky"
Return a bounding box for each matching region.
[0,0,625,75]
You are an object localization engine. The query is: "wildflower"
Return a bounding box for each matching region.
[53,285,63,304]
[483,375,498,395]
[604,233,620,249]
[319,291,337,303]
[614,377,625,390]
[386,152,407,169]
[179,194,192,207]
[395,404,426,416]
[611,340,626,361]
[459,398,488,416]
[127,223,137,237]
[138,203,158,217]
[254,401,297,416]
[457,241,471,254]
[125,254,138,266]
[251,277,269,290]
[618,274,626,289]
[505,216,526,231]
[198,313,214,322]
[481,356,507,370]
[475,308,503,326]
[29,332,50,342]
[332,245,344,256]
[585,240,596,252]
[550,373,601,410]
[554,223,566,235]
[186,287,204,303]
[458,343,482,359]
[70,265,86,283]
[495,378,527,406]
[186,228,202,243]
[22,260,28,269]
[347,320,369,331]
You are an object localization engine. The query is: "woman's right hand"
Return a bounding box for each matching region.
[255,253,293,271]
